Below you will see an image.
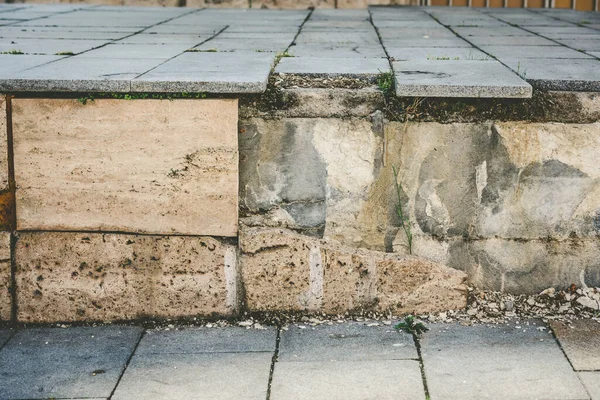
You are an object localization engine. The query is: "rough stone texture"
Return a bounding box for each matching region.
[15,232,238,322]
[0,326,142,400]
[0,95,8,191]
[0,232,10,322]
[421,321,590,400]
[549,319,600,371]
[187,0,249,7]
[239,117,383,244]
[12,98,238,237]
[239,226,467,314]
[251,0,334,8]
[242,118,600,293]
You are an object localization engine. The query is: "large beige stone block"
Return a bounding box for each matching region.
[0,96,8,191]
[12,99,238,236]
[240,226,467,314]
[15,232,238,323]
[0,232,11,322]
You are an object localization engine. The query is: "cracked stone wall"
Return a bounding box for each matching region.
[240,118,600,293]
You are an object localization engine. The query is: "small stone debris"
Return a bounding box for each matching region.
[275,73,373,90]
[421,286,600,325]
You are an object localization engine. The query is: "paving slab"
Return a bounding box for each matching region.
[556,38,600,51]
[113,352,272,400]
[78,43,192,59]
[195,38,293,52]
[117,33,208,45]
[294,31,381,46]
[0,54,64,75]
[452,26,533,37]
[131,52,273,93]
[381,37,471,48]
[549,319,600,371]
[271,360,425,400]
[579,372,600,400]
[0,329,12,348]
[279,322,417,361]
[0,57,163,92]
[421,321,589,400]
[137,327,277,355]
[288,44,386,58]
[388,47,489,61]
[502,58,600,91]
[0,38,108,55]
[467,35,557,46]
[0,326,142,400]
[0,27,132,40]
[276,56,390,77]
[377,27,459,40]
[394,60,532,98]
[481,45,593,59]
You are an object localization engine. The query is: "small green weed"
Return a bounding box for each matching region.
[392,166,413,254]
[77,95,95,105]
[394,315,429,336]
[377,71,394,96]
[274,50,293,63]
[55,51,74,56]
[579,20,590,25]
[516,61,527,79]
[1,49,23,55]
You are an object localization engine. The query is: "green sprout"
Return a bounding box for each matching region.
[394,315,429,336]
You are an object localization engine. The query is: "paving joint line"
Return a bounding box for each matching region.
[0,330,16,352]
[107,330,146,400]
[367,6,394,73]
[411,332,431,400]
[265,327,281,400]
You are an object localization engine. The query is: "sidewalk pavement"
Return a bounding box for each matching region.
[0,319,598,399]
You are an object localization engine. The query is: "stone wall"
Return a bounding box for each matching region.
[239,117,600,294]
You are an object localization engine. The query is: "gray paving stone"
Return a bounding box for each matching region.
[453,26,533,37]
[378,27,459,39]
[502,58,600,91]
[196,38,293,52]
[549,319,600,371]
[145,24,226,34]
[0,326,142,400]
[589,51,600,58]
[388,47,489,61]
[294,31,381,46]
[112,352,272,400]
[0,329,12,348]
[556,38,600,51]
[468,35,557,46]
[579,372,600,400]
[276,57,389,77]
[0,57,162,92]
[271,360,425,400]
[373,20,445,29]
[381,37,471,48]
[394,60,531,98]
[137,327,277,355]
[288,44,386,58]
[421,321,589,400]
[0,54,64,75]
[0,27,131,40]
[117,33,208,45]
[279,322,417,362]
[482,45,592,59]
[79,43,191,59]
[526,26,600,36]
[0,38,108,55]
[132,52,273,93]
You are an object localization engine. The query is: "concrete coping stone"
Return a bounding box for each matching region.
[0,4,597,96]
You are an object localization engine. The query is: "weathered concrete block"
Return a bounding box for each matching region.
[239,117,384,246]
[0,232,11,322]
[240,226,467,314]
[15,232,238,322]
[12,99,238,237]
